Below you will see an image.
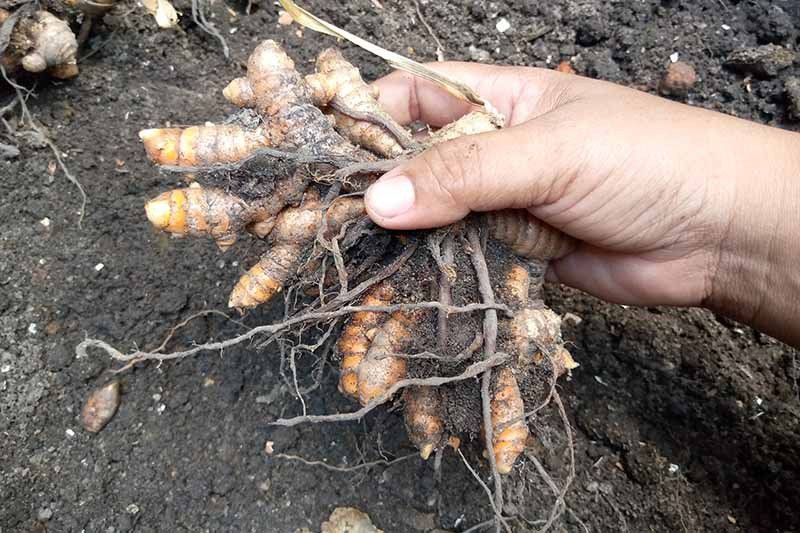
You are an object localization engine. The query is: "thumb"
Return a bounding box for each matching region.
[364,121,559,230]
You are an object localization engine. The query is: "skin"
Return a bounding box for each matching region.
[364,63,800,347]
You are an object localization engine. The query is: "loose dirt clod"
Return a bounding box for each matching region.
[659,61,697,96]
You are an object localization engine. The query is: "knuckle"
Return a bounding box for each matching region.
[418,141,475,209]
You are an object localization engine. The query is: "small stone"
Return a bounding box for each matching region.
[669,52,680,63]
[555,60,576,75]
[39,217,51,228]
[321,508,383,533]
[37,508,53,521]
[659,61,697,96]
[65,428,75,438]
[468,45,491,62]
[277,10,293,26]
[264,440,274,455]
[495,18,510,33]
[28,323,38,335]
[725,44,796,78]
[125,503,139,515]
[94,263,104,272]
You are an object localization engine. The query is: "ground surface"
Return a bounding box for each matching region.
[1,0,800,531]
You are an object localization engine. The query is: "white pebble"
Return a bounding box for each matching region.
[94,263,105,272]
[496,17,511,33]
[721,24,731,31]
[126,503,140,515]
[668,463,679,474]
[65,428,75,438]
[152,393,162,401]
[0,364,11,373]
[670,52,680,63]
[156,403,166,414]
[28,323,38,335]
[39,217,51,228]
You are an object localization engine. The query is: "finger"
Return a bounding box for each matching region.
[372,62,566,127]
[547,246,710,307]
[364,117,572,229]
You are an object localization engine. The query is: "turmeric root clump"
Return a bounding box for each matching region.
[2,10,79,79]
[229,192,365,309]
[133,39,581,481]
[306,48,413,158]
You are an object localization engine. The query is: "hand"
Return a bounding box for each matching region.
[364,63,800,345]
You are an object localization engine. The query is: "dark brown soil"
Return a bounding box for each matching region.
[2,1,799,532]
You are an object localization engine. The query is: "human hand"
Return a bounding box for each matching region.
[365,63,800,345]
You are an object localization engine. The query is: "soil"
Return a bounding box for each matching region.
[2,0,800,532]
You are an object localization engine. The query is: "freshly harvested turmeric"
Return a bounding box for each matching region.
[129,38,582,480]
[145,185,272,251]
[228,189,323,309]
[222,40,356,156]
[403,386,445,460]
[337,282,396,398]
[81,380,120,433]
[228,192,365,309]
[486,210,577,260]
[139,125,275,167]
[306,48,413,158]
[489,367,528,475]
[356,310,420,406]
[1,10,78,79]
[429,111,503,144]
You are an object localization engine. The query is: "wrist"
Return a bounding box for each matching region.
[704,127,800,346]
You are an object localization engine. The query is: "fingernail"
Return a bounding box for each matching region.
[366,174,415,218]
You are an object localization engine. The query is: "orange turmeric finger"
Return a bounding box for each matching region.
[306,48,412,157]
[145,186,268,251]
[486,210,577,261]
[490,367,528,475]
[337,282,396,398]
[139,124,273,167]
[403,386,445,460]
[357,310,421,406]
[228,192,365,310]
